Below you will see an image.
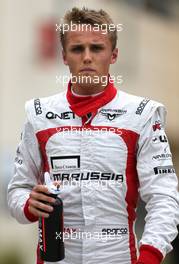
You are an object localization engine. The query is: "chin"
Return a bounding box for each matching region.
[77,82,97,89]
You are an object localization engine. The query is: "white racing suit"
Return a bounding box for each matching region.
[8,84,179,264]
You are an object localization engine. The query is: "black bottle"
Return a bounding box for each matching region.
[38,193,65,262]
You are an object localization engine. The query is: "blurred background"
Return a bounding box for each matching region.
[0,0,179,263]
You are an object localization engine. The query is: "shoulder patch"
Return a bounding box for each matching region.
[34,98,42,115]
[135,98,150,115]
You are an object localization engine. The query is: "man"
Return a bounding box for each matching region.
[8,7,179,264]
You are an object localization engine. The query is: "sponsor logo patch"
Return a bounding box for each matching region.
[15,157,23,165]
[50,155,80,171]
[46,111,75,120]
[135,98,150,115]
[153,121,162,131]
[52,172,124,181]
[100,108,127,121]
[152,153,172,161]
[34,99,42,115]
[102,228,128,235]
[154,165,175,175]
[152,135,168,144]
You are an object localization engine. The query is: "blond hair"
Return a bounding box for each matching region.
[60,7,117,50]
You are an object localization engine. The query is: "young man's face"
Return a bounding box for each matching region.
[62,26,118,94]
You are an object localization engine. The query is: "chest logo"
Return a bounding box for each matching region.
[100,109,127,121]
[46,111,75,120]
[50,155,80,171]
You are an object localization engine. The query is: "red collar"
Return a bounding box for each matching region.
[66,81,117,117]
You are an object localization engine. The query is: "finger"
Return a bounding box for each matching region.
[29,199,54,213]
[29,206,49,218]
[33,185,50,194]
[30,191,55,204]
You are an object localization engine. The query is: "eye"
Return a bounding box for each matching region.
[91,45,104,52]
[70,46,84,53]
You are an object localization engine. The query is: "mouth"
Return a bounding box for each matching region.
[80,68,96,72]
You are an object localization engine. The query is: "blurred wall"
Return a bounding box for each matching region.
[0,0,178,263]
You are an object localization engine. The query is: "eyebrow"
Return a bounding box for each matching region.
[69,43,105,48]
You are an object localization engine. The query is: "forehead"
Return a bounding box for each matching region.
[64,28,111,46]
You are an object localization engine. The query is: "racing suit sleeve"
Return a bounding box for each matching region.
[7,120,42,224]
[136,106,179,264]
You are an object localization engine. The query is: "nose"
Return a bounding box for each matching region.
[83,48,92,64]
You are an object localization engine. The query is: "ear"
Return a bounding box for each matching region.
[62,50,68,65]
[110,48,118,64]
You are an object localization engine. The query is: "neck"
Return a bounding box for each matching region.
[71,86,104,97]
[71,82,107,96]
